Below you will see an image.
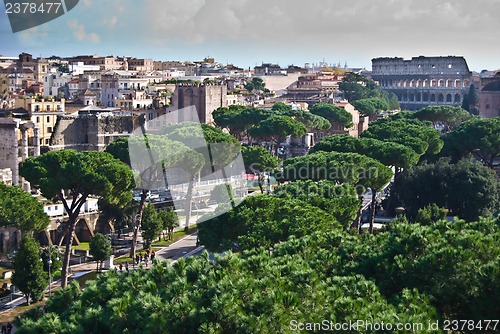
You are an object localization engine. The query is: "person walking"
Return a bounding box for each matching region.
[125,261,129,272]
[119,263,123,272]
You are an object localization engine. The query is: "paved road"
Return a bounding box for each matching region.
[155,232,202,262]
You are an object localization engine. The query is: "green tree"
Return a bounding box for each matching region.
[198,196,339,251]
[338,72,377,101]
[415,203,447,226]
[241,146,278,193]
[244,77,265,93]
[89,233,112,273]
[140,204,162,249]
[468,84,479,114]
[163,123,238,229]
[280,151,393,232]
[248,115,307,156]
[12,236,48,305]
[158,208,178,241]
[106,134,203,256]
[0,183,49,234]
[352,97,389,118]
[271,102,292,113]
[413,105,471,132]
[398,159,499,221]
[309,102,353,128]
[442,117,500,168]
[361,117,443,157]
[20,150,135,288]
[273,180,359,228]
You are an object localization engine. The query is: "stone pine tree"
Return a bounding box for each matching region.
[0,182,49,234]
[89,233,112,273]
[12,236,48,305]
[20,150,135,288]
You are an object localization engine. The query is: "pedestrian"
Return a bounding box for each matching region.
[6,323,11,334]
[135,254,139,265]
[146,248,150,259]
[125,261,129,272]
[145,256,149,267]
[119,263,123,272]
[151,251,156,261]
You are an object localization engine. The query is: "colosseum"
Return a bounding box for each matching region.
[371,56,472,111]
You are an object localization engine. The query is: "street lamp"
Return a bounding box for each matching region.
[41,246,59,297]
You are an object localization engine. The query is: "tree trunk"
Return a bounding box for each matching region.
[130,189,147,259]
[353,196,364,233]
[369,191,377,234]
[61,214,78,288]
[184,178,194,232]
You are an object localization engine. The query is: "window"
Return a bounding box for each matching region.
[36,116,40,123]
[46,105,50,111]
[47,127,52,133]
[45,139,50,145]
[46,116,50,122]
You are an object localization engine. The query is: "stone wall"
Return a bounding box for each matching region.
[50,113,135,151]
[0,119,18,186]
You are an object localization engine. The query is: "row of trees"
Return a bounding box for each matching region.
[212,103,355,154]
[15,217,500,333]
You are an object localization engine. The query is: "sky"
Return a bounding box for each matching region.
[1,0,499,71]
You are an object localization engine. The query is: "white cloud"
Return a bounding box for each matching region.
[68,20,100,43]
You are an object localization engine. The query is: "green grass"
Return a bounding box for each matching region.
[73,242,90,251]
[152,226,197,247]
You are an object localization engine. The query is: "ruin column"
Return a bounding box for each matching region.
[34,126,41,156]
[21,127,28,161]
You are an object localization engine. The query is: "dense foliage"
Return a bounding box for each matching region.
[198,195,339,252]
[89,233,112,272]
[0,183,49,233]
[12,236,48,305]
[16,218,500,333]
[272,180,359,228]
[441,117,500,168]
[398,159,499,221]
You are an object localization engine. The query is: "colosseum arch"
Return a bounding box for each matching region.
[423,79,429,87]
[446,94,452,103]
[431,79,437,87]
[423,92,429,101]
[430,94,436,102]
[416,92,422,102]
[446,80,453,88]
[455,79,461,88]
[416,79,421,88]
[410,80,415,88]
[409,93,414,101]
[438,94,444,102]
[438,79,445,87]
[454,94,461,103]
[463,80,469,87]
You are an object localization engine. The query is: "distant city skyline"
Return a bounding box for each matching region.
[1,0,499,71]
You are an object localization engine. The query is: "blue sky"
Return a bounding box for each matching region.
[1,0,500,71]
